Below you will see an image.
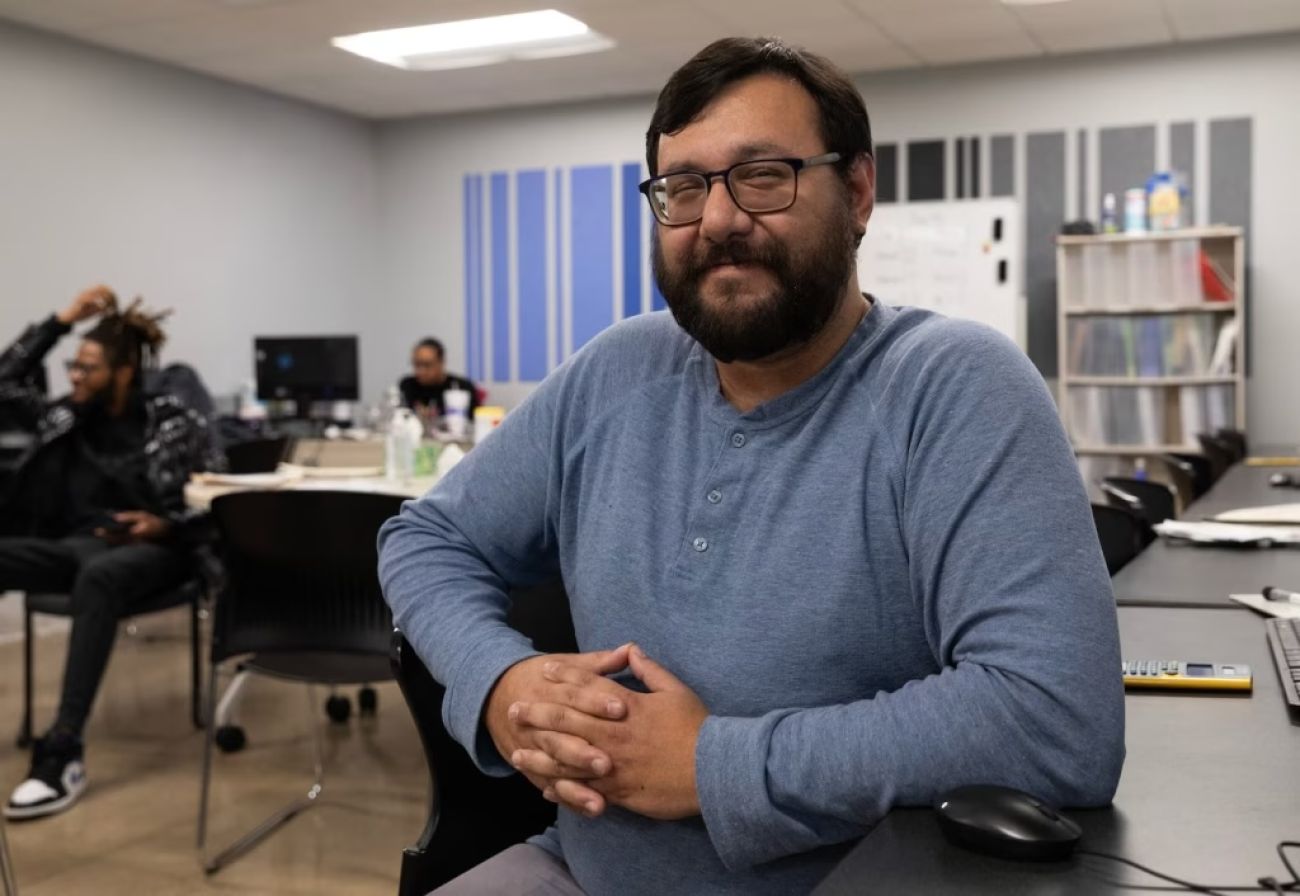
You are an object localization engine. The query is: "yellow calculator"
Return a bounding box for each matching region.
[1122,660,1252,692]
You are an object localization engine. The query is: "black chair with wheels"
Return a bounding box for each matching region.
[1163,453,1214,502]
[1215,428,1248,461]
[223,436,291,474]
[1091,503,1150,576]
[1196,433,1235,482]
[20,576,205,747]
[1100,477,1177,528]
[198,489,403,874]
[394,578,576,896]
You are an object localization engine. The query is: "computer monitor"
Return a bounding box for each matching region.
[254,336,359,417]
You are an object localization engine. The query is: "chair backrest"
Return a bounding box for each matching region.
[210,489,403,662]
[1215,428,1248,461]
[1195,433,1234,481]
[1101,477,1177,526]
[1163,453,1213,501]
[393,578,574,896]
[224,436,292,474]
[1091,503,1149,576]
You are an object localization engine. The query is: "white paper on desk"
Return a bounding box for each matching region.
[1228,593,1300,619]
[1212,503,1300,525]
[1154,520,1300,545]
[192,471,297,487]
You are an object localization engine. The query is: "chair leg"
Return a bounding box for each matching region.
[0,814,17,896]
[190,599,203,730]
[18,604,34,749]
[198,680,325,875]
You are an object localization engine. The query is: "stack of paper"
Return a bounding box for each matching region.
[1212,504,1300,525]
[1154,520,1300,545]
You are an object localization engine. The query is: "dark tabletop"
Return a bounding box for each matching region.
[815,605,1300,894]
[1113,463,1300,608]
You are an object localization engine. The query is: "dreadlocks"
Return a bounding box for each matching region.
[82,294,171,379]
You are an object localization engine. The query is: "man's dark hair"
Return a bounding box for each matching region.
[83,297,169,377]
[645,37,873,177]
[415,338,444,360]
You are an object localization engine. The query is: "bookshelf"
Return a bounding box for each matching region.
[1056,226,1245,483]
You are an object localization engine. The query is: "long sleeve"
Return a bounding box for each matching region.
[693,322,1125,870]
[0,315,68,426]
[378,377,564,774]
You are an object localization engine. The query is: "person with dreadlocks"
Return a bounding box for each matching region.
[0,284,223,819]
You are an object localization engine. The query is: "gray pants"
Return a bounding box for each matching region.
[433,844,585,896]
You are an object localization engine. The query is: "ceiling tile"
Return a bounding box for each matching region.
[1162,0,1300,41]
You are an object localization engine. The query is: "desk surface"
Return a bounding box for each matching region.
[815,605,1300,894]
[1113,463,1300,608]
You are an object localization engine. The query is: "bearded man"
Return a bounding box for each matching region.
[0,285,221,819]
[379,37,1124,895]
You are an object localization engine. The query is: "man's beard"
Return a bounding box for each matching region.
[653,200,858,363]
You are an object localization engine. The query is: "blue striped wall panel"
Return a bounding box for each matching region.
[621,162,642,319]
[490,172,511,382]
[554,168,564,369]
[569,165,614,352]
[516,169,547,382]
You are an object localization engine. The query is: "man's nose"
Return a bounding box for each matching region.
[698,178,753,243]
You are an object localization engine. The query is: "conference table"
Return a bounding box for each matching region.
[815,604,1300,894]
[1112,459,1300,608]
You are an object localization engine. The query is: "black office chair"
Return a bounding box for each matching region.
[223,436,291,474]
[1163,453,1214,502]
[1196,433,1234,481]
[1100,477,1177,528]
[394,578,576,895]
[198,489,403,874]
[19,576,205,747]
[1215,428,1248,461]
[1091,503,1149,576]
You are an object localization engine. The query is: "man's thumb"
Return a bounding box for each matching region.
[628,644,681,692]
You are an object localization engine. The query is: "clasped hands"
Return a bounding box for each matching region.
[485,643,708,821]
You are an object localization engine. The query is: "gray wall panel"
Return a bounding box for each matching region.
[990,134,1014,197]
[1026,131,1066,377]
[1170,121,1196,218]
[1099,125,1155,209]
[1210,117,1253,374]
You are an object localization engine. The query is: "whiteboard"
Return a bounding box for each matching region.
[857,198,1025,350]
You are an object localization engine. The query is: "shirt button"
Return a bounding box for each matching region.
[731,432,746,448]
[692,537,709,552]
[707,489,722,504]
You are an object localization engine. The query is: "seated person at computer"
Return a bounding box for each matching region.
[378,37,1125,894]
[0,286,224,819]
[399,337,479,419]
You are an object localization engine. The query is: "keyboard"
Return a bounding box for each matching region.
[1264,617,1300,708]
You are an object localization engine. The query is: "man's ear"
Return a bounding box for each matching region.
[847,153,876,240]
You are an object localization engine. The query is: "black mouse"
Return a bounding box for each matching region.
[935,784,1082,862]
[1269,472,1297,488]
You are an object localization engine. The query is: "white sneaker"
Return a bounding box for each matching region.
[5,736,87,820]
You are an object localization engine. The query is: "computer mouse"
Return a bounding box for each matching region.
[1269,472,1296,487]
[935,784,1082,862]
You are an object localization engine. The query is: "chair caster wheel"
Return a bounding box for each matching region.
[215,725,247,753]
[325,694,352,723]
[358,686,378,715]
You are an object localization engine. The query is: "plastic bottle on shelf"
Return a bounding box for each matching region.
[1100,193,1119,234]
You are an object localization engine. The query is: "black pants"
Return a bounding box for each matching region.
[0,535,191,737]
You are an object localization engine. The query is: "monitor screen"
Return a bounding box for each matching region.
[254,336,359,405]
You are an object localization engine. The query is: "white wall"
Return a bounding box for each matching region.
[0,20,380,403]
[376,32,1300,445]
[4,21,1297,444]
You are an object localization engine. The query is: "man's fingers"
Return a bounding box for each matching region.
[565,643,633,676]
[552,778,606,817]
[511,700,588,737]
[627,643,685,693]
[541,661,627,719]
[510,747,608,780]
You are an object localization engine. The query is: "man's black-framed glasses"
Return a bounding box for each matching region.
[638,152,842,226]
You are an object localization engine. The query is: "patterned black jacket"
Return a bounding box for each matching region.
[0,315,225,539]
